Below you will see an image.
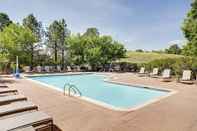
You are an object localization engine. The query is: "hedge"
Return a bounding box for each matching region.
[140,57,197,78]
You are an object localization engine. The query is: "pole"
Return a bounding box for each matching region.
[15,56,20,78]
[16,56,18,70]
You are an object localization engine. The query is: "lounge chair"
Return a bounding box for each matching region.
[0,111,53,131]
[76,66,81,72]
[23,66,31,73]
[67,66,72,72]
[114,65,121,72]
[14,126,35,131]
[0,85,8,88]
[44,66,50,73]
[179,70,194,84]
[0,101,38,117]
[138,67,146,77]
[87,65,92,71]
[0,95,27,105]
[36,66,42,73]
[57,65,61,72]
[49,66,54,72]
[150,68,159,78]
[161,69,172,82]
[109,67,114,72]
[0,88,18,95]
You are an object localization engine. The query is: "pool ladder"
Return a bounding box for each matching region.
[64,83,82,97]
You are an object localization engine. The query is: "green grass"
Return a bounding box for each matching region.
[120,51,183,63]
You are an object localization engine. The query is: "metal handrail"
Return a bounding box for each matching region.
[64,83,81,97]
[63,83,70,96]
[68,85,82,96]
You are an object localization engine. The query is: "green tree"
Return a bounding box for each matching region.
[0,23,37,64]
[47,19,70,68]
[99,36,126,66]
[181,43,193,56]
[136,49,144,52]
[83,27,99,37]
[67,31,126,70]
[182,0,197,56]
[67,29,100,66]
[23,14,42,68]
[86,47,102,68]
[0,13,12,31]
[58,19,70,69]
[67,34,86,65]
[165,44,181,54]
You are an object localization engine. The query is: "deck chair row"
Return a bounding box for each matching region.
[24,65,80,73]
[0,85,53,131]
[138,67,195,84]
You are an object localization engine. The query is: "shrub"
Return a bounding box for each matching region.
[144,57,197,78]
[144,58,177,74]
[172,57,192,77]
[112,62,138,72]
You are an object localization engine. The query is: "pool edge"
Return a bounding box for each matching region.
[23,73,177,112]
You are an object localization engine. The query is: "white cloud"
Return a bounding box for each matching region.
[168,39,187,46]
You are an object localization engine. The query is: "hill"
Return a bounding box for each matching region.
[120,51,183,63]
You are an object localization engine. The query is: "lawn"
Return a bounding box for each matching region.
[120,51,183,63]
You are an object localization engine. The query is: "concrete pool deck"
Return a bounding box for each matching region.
[1,72,197,131]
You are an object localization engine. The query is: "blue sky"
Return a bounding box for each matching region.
[0,0,191,50]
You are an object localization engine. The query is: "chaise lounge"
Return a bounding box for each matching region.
[0,85,8,88]
[0,111,53,131]
[0,95,27,105]
[57,65,62,72]
[179,70,194,84]
[138,67,146,77]
[161,69,172,82]
[149,68,159,78]
[0,88,18,95]
[67,66,72,72]
[0,101,38,117]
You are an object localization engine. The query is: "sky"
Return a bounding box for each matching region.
[0,0,191,50]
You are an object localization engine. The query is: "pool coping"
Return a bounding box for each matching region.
[22,73,177,112]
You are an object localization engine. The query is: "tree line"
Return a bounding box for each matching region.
[1,0,197,72]
[0,13,126,71]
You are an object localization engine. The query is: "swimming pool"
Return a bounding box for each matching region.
[28,74,171,111]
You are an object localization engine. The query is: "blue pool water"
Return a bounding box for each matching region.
[28,74,169,109]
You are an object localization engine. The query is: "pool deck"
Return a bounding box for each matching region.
[2,72,197,131]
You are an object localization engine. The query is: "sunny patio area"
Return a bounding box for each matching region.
[1,72,197,131]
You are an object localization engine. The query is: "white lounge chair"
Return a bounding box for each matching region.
[44,66,50,72]
[139,67,145,73]
[49,66,54,72]
[138,67,146,77]
[23,66,31,73]
[76,66,80,72]
[36,66,42,73]
[161,69,172,82]
[67,66,72,72]
[180,70,194,84]
[87,65,92,71]
[114,65,121,72]
[150,68,159,78]
[57,65,61,72]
